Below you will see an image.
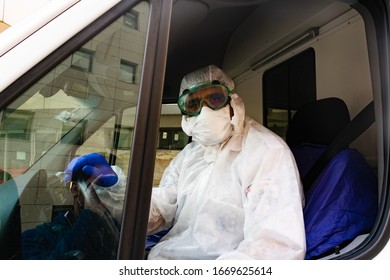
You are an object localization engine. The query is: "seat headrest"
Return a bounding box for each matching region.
[286,97,350,148]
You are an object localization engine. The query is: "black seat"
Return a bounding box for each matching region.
[286,97,378,259]
[286,97,351,151]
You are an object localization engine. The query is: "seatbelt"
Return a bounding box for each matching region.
[302,101,375,192]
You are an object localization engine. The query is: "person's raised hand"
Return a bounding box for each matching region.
[64,153,118,187]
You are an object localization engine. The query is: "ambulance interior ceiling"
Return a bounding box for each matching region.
[162,0,352,101]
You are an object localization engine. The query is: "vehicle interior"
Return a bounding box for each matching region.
[0,0,388,260]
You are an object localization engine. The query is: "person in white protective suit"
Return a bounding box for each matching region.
[147,65,306,260]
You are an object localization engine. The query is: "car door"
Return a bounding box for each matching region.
[0,0,172,260]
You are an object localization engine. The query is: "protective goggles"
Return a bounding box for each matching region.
[178,82,232,116]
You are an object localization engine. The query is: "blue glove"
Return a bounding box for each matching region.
[64,153,118,187]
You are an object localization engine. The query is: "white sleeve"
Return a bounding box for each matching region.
[147,153,182,234]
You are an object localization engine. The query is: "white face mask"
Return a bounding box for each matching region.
[181,106,233,146]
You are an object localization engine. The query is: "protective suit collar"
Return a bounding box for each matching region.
[227,93,245,151]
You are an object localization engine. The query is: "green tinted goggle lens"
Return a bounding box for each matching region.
[178,84,231,116]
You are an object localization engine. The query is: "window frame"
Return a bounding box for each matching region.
[340,0,390,260]
[263,48,316,139]
[70,48,94,72]
[123,10,139,30]
[120,59,138,84]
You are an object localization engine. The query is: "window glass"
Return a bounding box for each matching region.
[71,48,94,72]
[263,48,316,139]
[153,105,188,186]
[158,128,188,150]
[120,60,137,84]
[123,10,139,30]
[0,2,150,260]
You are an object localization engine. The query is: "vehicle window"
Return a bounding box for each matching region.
[76,103,182,187]
[263,48,316,139]
[153,104,189,186]
[0,2,150,260]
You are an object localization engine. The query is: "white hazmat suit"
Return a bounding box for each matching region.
[147,65,306,260]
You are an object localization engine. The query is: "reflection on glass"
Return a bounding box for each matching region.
[0,2,150,260]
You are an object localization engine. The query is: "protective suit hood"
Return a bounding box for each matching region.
[179,65,235,94]
[180,65,245,146]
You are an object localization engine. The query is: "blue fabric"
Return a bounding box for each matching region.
[145,228,171,251]
[21,209,119,259]
[292,144,378,259]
